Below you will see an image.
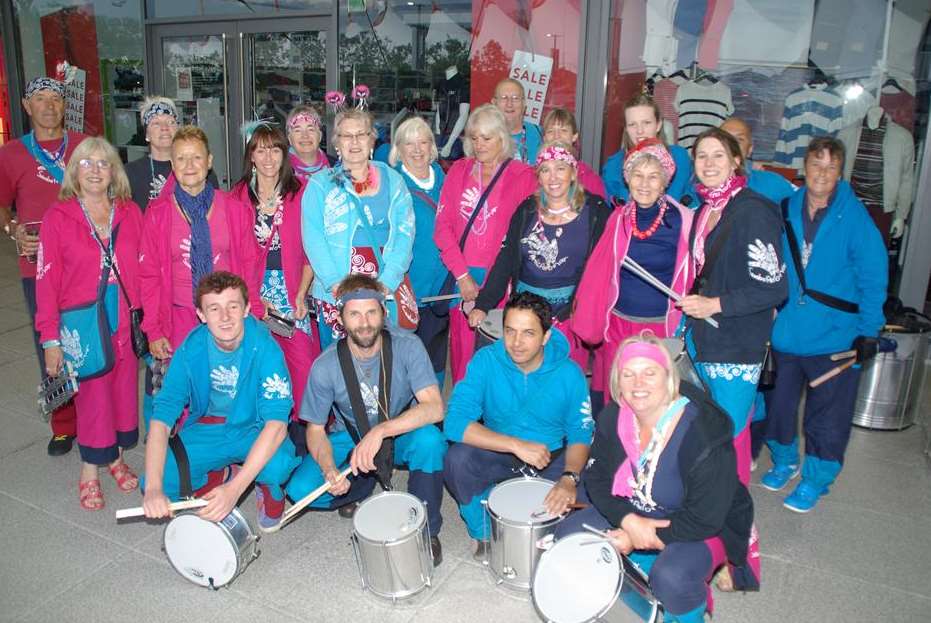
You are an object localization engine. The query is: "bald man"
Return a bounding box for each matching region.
[720,117,795,204]
[492,78,543,164]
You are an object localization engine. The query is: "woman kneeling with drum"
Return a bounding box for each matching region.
[555,334,755,622]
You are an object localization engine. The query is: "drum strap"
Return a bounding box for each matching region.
[336,331,395,490]
[168,434,194,499]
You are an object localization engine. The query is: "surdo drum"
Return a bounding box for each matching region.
[162,508,260,589]
[532,532,659,623]
[483,477,564,590]
[350,491,434,600]
[474,308,504,351]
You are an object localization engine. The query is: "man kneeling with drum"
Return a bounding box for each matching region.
[553,334,755,623]
[142,271,300,532]
[285,274,447,564]
[444,291,592,560]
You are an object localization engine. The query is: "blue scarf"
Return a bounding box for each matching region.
[24,131,67,184]
[173,182,215,304]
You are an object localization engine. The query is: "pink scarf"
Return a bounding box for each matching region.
[693,174,747,268]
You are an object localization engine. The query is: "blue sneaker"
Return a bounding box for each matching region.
[760,464,799,491]
[783,481,826,513]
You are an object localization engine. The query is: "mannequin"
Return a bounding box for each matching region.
[437,66,469,160]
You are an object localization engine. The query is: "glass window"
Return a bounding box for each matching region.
[146,0,329,19]
[0,32,11,145]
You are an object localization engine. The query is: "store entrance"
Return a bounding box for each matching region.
[146,18,329,188]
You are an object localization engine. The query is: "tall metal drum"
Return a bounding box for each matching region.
[853,327,929,430]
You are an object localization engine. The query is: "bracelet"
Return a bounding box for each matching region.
[455,272,469,281]
[3,220,16,240]
[42,339,61,349]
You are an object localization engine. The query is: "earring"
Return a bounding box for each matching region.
[251,164,257,179]
[369,148,374,161]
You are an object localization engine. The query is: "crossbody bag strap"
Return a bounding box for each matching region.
[168,433,194,499]
[780,198,859,314]
[410,189,438,212]
[689,208,735,295]
[93,223,133,310]
[457,158,512,250]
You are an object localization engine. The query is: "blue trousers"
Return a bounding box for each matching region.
[764,350,861,465]
[556,485,710,619]
[143,422,300,501]
[443,443,566,540]
[286,426,447,536]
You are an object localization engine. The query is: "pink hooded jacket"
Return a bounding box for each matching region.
[433,158,536,277]
[231,181,309,307]
[571,196,696,345]
[139,188,260,344]
[35,197,144,344]
[578,161,607,199]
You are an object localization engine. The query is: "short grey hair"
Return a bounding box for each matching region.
[388,116,438,166]
[462,104,514,159]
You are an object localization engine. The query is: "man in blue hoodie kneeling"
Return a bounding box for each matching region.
[443,292,593,559]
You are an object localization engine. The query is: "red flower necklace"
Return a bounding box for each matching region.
[351,165,374,194]
[630,201,667,240]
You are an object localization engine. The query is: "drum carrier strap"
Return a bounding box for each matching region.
[780,199,859,314]
[168,434,194,499]
[337,330,395,490]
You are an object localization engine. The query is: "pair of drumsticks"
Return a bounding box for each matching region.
[808,337,897,388]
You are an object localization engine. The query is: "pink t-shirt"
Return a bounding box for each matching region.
[169,202,232,306]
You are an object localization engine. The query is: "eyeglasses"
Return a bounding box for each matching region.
[494,95,524,103]
[78,158,112,170]
[338,132,371,143]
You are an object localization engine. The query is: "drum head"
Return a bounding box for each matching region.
[353,491,425,542]
[479,309,504,340]
[487,477,557,523]
[163,512,240,587]
[533,532,622,622]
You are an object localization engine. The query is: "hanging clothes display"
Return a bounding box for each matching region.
[773,83,844,172]
[675,79,734,149]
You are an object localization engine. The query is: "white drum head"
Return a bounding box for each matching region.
[533,532,622,622]
[164,513,239,587]
[354,492,425,542]
[487,477,557,523]
[479,309,504,340]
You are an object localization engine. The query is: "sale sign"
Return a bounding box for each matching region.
[508,51,553,124]
[64,67,86,133]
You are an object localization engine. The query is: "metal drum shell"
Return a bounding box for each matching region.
[853,329,929,430]
[162,507,259,589]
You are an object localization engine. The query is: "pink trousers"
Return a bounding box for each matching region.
[273,326,321,420]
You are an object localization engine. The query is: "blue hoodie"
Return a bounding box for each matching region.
[602,144,697,207]
[152,316,294,437]
[444,327,593,450]
[772,181,887,356]
[746,166,796,204]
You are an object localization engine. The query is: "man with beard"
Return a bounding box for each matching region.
[285,274,446,564]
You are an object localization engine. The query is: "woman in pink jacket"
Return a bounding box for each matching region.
[572,139,695,411]
[139,126,260,363]
[36,137,144,511]
[542,108,607,199]
[433,104,536,383]
[232,123,319,425]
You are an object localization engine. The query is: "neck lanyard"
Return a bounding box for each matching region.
[28,131,68,169]
[78,198,115,259]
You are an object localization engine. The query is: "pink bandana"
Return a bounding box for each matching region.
[288,111,321,130]
[623,138,676,182]
[537,144,578,168]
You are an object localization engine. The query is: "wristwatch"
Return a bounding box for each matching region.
[560,470,581,485]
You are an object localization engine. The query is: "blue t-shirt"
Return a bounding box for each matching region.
[351,179,392,249]
[300,327,437,435]
[513,122,543,165]
[207,340,245,419]
[616,203,681,318]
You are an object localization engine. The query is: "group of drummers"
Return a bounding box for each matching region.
[0,72,891,622]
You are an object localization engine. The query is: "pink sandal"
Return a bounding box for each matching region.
[79,479,105,511]
[108,461,139,493]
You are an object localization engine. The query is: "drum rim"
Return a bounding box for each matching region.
[353,491,427,544]
[162,506,252,587]
[486,476,561,526]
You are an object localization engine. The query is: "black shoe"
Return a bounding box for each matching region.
[337,502,359,519]
[47,434,75,456]
[473,540,490,563]
[430,536,443,567]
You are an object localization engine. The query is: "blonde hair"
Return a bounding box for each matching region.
[535,140,585,213]
[59,137,131,201]
[388,116,438,166]
[542,108,578,137]
[334,108,375,135]
[462,104,514,159]
[609,331,680,408]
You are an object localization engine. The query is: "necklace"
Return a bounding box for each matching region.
[545,205,572,216]
[350,165,374,194]
[630,202,667,240]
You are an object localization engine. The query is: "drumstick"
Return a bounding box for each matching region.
[622,257,719,329]
[115,498,208,520]
[830,350,857,361]
[809,358,857,388]
[419,293,461,304]
[276,467,352,530]
[582,523,611,538]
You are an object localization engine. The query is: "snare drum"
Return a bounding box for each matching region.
[163,508,259,589]
[483,477,563,590]
[532,532,659,623]
[351,491,433,600]
[475,309,504,351]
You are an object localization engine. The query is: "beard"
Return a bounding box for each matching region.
[347,321,383,349]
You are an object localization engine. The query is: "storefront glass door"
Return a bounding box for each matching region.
[147,19,328,188]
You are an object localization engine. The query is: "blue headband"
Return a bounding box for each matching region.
[143,102,179,127]
[25,77,64,99]
[336,288,386,308]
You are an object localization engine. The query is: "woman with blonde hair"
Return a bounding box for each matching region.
[35,137,145,510]
[555,333,757,622]
[541,108,606,198]
[433,103,536,382]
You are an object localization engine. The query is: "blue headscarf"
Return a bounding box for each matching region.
[173,182,215,304]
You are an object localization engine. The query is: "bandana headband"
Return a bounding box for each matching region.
[537,145,577,168]
[24,77,64,100]
[336,288,385,308]
[142,102,179,127]
[616,342,671,371]
[288,111,321,130]
[623,138,676,182]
